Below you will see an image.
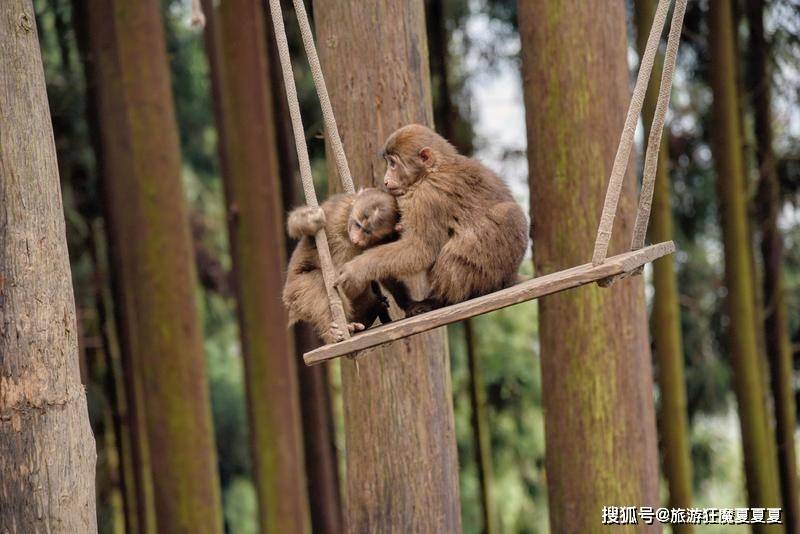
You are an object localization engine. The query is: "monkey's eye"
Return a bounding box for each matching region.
[354,220,371,234]
[388,157,397,169]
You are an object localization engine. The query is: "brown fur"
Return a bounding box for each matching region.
[283,189,400,342]
[336,124,529,309]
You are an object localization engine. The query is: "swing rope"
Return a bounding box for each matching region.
[592,0,686,266]
[267,0,352,337]
[630,0,687,251]
[291,0,355,194]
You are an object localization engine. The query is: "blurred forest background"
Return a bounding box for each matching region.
[16,0,800,532]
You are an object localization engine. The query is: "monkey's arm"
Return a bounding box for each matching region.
[287,206,326,239]
[335,233,439,298]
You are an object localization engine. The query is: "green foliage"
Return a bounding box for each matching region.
[163,4,218,182]
[222,478,259,534]
[449,301,548,533]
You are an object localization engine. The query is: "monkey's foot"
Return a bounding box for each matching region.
[347,322,365,333]
[326,321,365,343]
[405,299,439,317]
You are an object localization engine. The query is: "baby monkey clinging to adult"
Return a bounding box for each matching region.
[283,188,400,343]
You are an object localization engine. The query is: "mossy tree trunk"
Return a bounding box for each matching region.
[294,325,343,534]
[634,0,694,525]
[313,1,462,531]
[0,1,97,529]
[747,0,800,529]
[519,2,661,531]
[202,1,311,531]
[708,0,784,522]
[71,1,157,530]
[82,0,223,532]
[91,219,139,534]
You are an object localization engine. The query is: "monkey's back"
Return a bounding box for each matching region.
[422,155,529,303]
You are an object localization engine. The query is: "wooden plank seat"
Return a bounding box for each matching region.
[304,241,675,365]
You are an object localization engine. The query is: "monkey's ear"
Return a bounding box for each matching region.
[419,147,434,167]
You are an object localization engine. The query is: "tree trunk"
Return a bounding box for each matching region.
[465,321,497,534]
[71,1,158,530]
[708,0,784,521]
[519,2,661,531]
[427,0,453,141]
[633,0,694,524]
[747,0,800,530]
[425,8,488,527]
[0,1,97,530]
[64,172,128,534]
[91,218,140,534]
[82,1,223,532]
[312,1,462,531]
[296,324,343,534]
[202,1,311,531]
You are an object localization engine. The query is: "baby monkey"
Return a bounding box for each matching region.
[283,188,401,343]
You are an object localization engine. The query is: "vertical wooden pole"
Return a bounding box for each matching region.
[202,0,311,531]
[0,1,97,529]
[83,0,223,531]
[708,0,783,522]
[747,1,800,529]
[313,1,462,531]
[519,1,661,531]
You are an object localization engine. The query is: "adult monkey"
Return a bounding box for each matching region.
[336,124,528,312]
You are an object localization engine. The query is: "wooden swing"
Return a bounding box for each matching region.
[265,0,688,366]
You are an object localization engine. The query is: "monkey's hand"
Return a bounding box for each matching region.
[287,206,326,239]
[335,259,370,298]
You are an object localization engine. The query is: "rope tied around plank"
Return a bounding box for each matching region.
[592,0,687,266]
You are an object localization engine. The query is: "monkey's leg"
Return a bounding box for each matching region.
[428,247,480,304]
[379,278,411,312]
[370,281,393,324]
[283,268,343,343]
[348,284,386,330]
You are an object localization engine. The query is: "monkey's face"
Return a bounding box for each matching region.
[347,193,399,248]
[382,154,408,195]
[383,149,433,196]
